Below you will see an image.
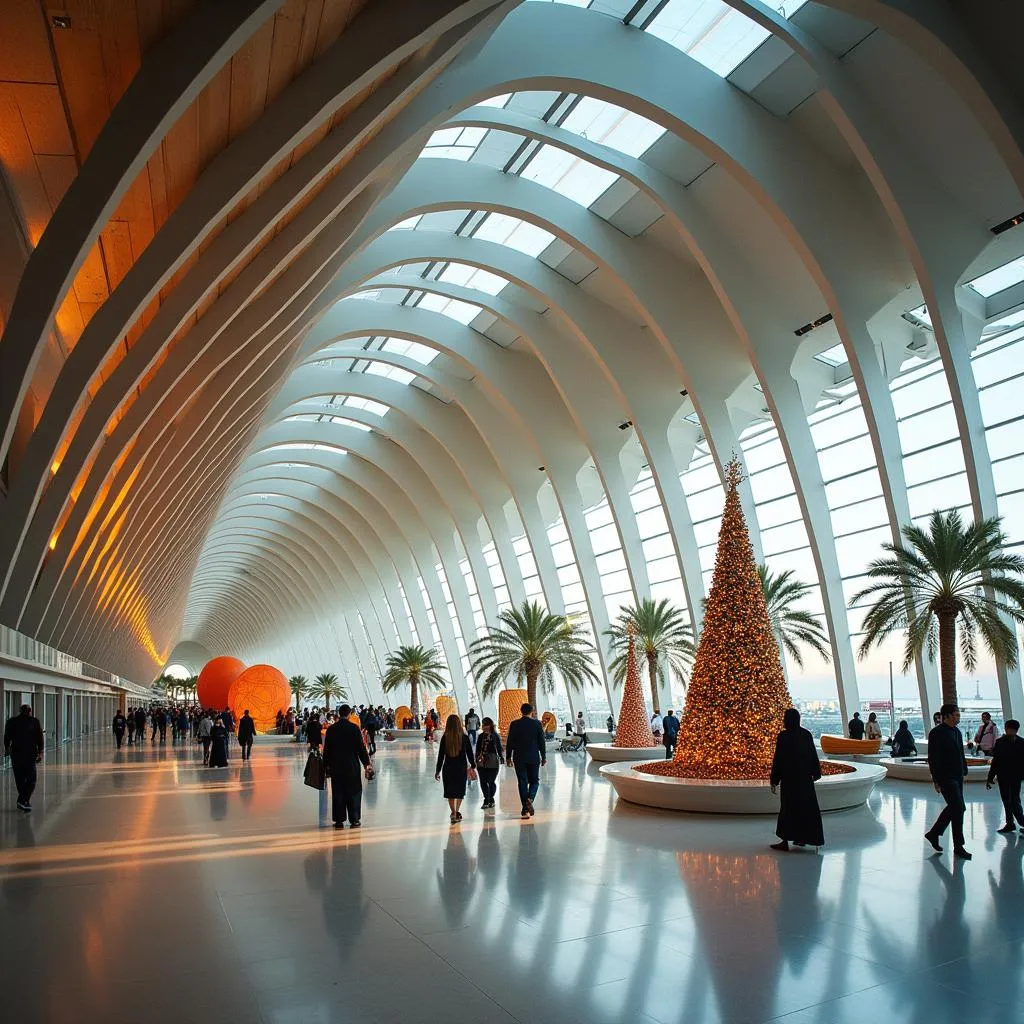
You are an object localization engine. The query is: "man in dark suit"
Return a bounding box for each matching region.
[4,704,45,812]
[323,703,371,828]
[987,718,1024,834]
[505,703,546,818]
[663,709,680,759]
[926,703,971,859]
[237,710,257,761]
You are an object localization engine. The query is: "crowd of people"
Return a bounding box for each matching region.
[7,693,1023,865]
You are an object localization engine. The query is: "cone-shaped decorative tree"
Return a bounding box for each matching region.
[612,626,657,748]
[638,459,798,780]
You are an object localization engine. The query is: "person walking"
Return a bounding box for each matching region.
[986,719,1024,834]
[126,710,136,746]
[176,708,189,745]
[848,711,865,740]
[972,711,1000,756]
[464,708,481,749]
[865,712,883,742]
[650,712,663,744]
[134,707,147,743]
[208,717,229,768]
[198,711,214,766]
[323,703,372,829]
[890,720,918,758]
[435,715,476,824]
[574,711,589,748]
[364,709,378,756]
[237,710,256,761]
[769,708,824,852]
[505,703,546,819]
[307,713,323,752]
[925,704,971,859]
[662,709,680,759]
[475,717,503,810]
[4,705,44,812]
[112,710,128,749]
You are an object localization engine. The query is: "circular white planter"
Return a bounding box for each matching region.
[880,757,991,782]
[383,728,427,742]
[587,742,663,763]
[598,759,886,815]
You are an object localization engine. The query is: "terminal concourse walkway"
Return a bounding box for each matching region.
[1,733,1021,1024]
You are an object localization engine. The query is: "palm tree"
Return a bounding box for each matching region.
[469,600,599,709]
[289,675,309,710]
[381,645,447,715]
[850,509,1024,706]
[311,672,346,710]
[759,564,832,669]
[604,598,695,713]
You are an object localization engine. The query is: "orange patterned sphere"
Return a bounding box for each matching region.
[228,664,290,733]
[497,688,529,735]
[541,711,557,735]
[197,657,245,709]
[394,705,413,727]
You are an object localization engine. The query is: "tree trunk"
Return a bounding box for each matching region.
[937,609,959,707]
[647,652,661,714]
[526,671,538,712]
[410,675,420,716]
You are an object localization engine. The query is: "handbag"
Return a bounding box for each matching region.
[303,749,326,791]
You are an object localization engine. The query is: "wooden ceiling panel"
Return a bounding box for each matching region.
[0,0,57,84]
[8,83,75,156]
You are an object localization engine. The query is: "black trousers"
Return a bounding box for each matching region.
[201,738,211,764]
[239,740,253,761]
[514,763,540,807]
[11,758,37,805]
[114,729,125,749]
[330,776,362,824]
[998,777,1024,827]
[664,739,676,759]
[930,778,966,847]
[366,731,376,755]
[127,727,135,745]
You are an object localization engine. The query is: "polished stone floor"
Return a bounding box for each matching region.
[1,733,1019,1024]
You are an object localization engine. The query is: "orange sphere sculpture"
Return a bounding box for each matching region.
[227,664,290,733]
[541,711,557,735]
[197,657,245,709]
[497,688,529,735]
[394,705,414,728]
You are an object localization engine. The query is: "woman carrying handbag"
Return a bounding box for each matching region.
[475,717,504,811]
[435,714,476,823]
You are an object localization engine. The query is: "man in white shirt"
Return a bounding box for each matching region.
[650,713,664,740]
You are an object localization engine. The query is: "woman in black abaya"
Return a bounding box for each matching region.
[769,708,824,851]
[208,716,229,768]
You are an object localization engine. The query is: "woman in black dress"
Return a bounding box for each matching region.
[769,708,824,851]
[475,717,503,811]
[208,716,229,768]
[434,714,475,823]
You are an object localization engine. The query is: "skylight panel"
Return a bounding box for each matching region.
[814,344,847,366]
[421,125,489,162]
[967,255,1024,297]
[418,292,483,325]
[389,215,422,231]
[473,212,555,257]
[341,396,390,416]
[559,96,666,158]
[438,263,509,296]
[380,338,438,364]
[266,442,347,455]
[643,0,808,78]
[362,360,417,385]
[284,414,371,432]
[477,93,512,108]
[520,143,618,207]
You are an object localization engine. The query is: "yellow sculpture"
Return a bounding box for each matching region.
[435,694,458,724]
[497,688,529,735]
[394,704,414,728]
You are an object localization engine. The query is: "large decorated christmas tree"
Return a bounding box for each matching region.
[638,458,793,780]
[612,625,657,748]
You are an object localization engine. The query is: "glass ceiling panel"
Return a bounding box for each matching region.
[338,396,390,416]
[438,263,509,296]
[379,338,438,364]
[360,360,417,385]
[559,95,666,158]
[968,255,1024,297]
[472,212,556,257]
[285,414,372,432]
[520,142,619,207]
[640,0,808,77]
[266,442,348,454]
